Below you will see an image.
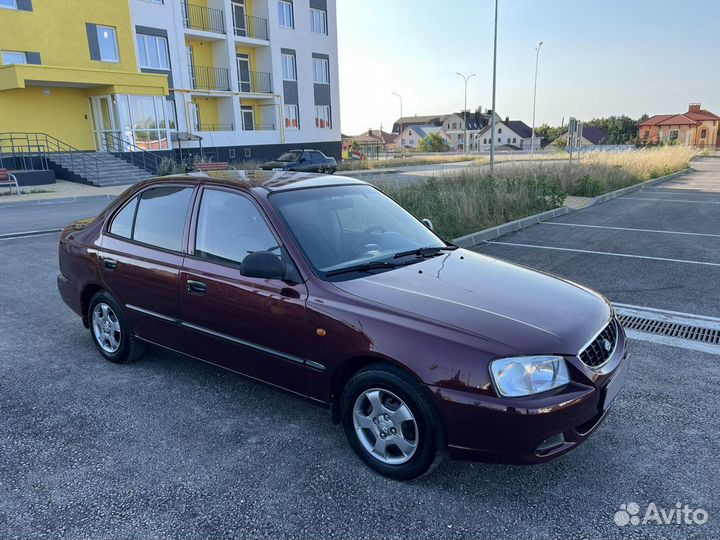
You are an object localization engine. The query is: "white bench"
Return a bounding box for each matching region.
[0,169,20,196]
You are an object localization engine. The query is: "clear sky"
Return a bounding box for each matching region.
[337,0,720,135]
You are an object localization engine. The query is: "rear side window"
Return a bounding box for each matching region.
[109,197,138,239]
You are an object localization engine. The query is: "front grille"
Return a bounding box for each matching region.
[578,319,618,369]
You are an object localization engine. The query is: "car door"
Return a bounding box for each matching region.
[100,184,196,351]
[179,186,310,394]
[297,151,315,172]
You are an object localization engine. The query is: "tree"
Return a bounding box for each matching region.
[417,132,449,153]
[585,115,641,144]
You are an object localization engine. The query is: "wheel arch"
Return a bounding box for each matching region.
[80,282,105,328]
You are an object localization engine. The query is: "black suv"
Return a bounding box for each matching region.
[261,149,337,174]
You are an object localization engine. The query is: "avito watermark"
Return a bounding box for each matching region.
[614,502,709,527]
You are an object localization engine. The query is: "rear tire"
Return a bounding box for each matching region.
[341,363,445,480]
[88,291,145,364]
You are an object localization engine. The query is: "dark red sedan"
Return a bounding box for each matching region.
[57,171,630,480]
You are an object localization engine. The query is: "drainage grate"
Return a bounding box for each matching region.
[617,315,720,345]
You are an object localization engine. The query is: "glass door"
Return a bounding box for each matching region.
[241,105,255,131]
[90,96,120,151]
[232,1,247,37]
[237,53,251,92]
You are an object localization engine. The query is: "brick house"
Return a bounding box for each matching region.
[638,104,720,147]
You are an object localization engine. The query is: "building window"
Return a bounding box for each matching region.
[701,129,707,138]
[281,53,296,81]
[284,104,298,130]
[512,137,516,143]
[310,7,327,34]
[0,0,17,9]
[1,50,26,64]
[498,128,502,134]
[409,139,414,145]
[314,105,331,129]
[483,138,487,144]
[97,25,119,62]
[136,34,170,70]
[312,57,329,84]
[278,0,293,28]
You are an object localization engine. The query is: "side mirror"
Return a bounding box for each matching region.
[422,218,434,231]
[240,251,286,280]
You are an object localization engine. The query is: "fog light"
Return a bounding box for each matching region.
[536,433,565,453]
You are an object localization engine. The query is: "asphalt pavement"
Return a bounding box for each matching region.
[1,160,719,538]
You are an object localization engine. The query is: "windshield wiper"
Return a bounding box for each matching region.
[392,245,458,259]
[325,260,402,277]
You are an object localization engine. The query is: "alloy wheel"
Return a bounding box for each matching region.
[92,303,122,354]
[352,388,419,465]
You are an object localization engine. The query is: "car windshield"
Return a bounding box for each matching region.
[277,151,302,162]
[270,185,446,278]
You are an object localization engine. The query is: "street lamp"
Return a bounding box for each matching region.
[489,0,498,173]
[456,72,476,153]
[392,92,404,158]
[531,41,543,159]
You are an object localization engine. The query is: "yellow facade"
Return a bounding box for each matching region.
[0,0,168,150]
[192,96,220,128]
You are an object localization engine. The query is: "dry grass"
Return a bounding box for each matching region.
[338,154,486,171]
[375,146,701,240]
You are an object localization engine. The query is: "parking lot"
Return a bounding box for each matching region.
[1,161,719,539]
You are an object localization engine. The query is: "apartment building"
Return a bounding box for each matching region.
[0,0,340,166]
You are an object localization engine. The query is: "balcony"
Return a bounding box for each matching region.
[183,1,225,34]
[238,71,272,94]
[242,123,276,131]
[190,65,231,91]
[233,14,269,41]
[196,123,235,132]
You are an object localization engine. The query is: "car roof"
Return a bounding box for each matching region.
[157,170,367,193]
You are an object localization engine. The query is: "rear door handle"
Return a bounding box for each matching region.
[186,280,207,294]
[103,258,118,270]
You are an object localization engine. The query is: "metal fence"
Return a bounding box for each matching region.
[190,65,231,91]
[234,14,269,40]
[238,71,272,93]
[183,1,225,33]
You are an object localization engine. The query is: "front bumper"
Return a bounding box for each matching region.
[430,335,630,464]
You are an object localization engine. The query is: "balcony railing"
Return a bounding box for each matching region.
[234,14,269,40]
[242,123,276,131]
[196,123,234,132]
[238,70,272,93]
[183,1,225,34]
[190,65,231,91]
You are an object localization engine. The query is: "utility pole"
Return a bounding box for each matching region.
[456,72,475,153]
[531,41,543,159]
[392,92,403,158]
[489,0,499,173]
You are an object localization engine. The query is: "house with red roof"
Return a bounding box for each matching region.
[638,103,719,147]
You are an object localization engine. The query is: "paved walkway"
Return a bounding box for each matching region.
[0,179,128,206]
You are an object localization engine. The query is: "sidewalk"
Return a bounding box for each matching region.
[0,180,129,208]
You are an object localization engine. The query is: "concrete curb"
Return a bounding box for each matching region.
[0,194,117,209]
[452,167,693,247]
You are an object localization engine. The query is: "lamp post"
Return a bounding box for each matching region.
[392,92,403,158]
[456,72,476,153]
[531,41,543,159]
[489,0,498,173]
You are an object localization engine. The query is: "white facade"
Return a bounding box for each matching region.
[128,0,340,152]
[396,125,448,149]
[475,121,533,151]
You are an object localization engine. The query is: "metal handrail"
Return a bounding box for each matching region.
[242,123,275,131]
[0,132,102,182]
[101,132,166,176]
[183,0,225,33]
[196,123,234,132]
[238,70,272,93]
[234,14,269,40]
[190,64,231,91]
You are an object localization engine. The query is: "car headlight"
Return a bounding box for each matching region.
[490,356,570,397]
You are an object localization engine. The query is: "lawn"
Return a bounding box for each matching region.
[374,146,701,240]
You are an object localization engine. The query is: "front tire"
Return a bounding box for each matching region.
[88,291,144,364]
[341,363,444,480]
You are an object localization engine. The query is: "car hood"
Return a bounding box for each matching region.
[331,249,611,356]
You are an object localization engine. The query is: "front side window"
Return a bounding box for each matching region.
[97,25,120,62]
[284,104,298,130]
[137,33,170,69]
[1,50,26,65]
[313,57,329,84]
[281,53,296,80]
[195,189,277,266]
[278,0,293,28]
[132,187,193,251]
[310,8,327,34]
[0,0,17,9]
[270,185,444,276]
[314,105,331,129]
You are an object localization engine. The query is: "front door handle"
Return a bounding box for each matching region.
[186,280,208,294]
[103,258,118,270]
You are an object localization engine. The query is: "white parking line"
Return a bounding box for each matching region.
[541,222,720,239]
[0,229,61,241]
[620,197,720,204]
[485,241,720,267]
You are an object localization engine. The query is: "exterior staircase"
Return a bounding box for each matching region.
[47,151,154,187]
